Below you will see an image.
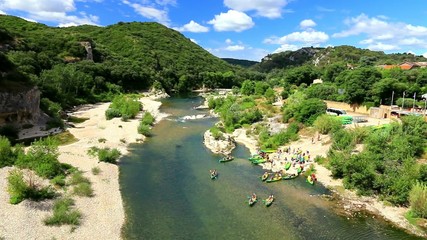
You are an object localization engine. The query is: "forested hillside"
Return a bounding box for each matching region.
[0,15,256,109]
[222,58,258,68]
[254,46,427,72]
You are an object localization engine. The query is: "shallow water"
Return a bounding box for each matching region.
[120,97,422,240]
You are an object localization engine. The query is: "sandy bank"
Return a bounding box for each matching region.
[0,96,167,240]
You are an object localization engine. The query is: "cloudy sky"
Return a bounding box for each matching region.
[1,0,427,61]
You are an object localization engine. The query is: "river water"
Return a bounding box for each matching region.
[120,97,422,240]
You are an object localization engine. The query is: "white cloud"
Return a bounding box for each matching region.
[224,0,289,19]
[0,0,100,26]
[300,19,316,29]
[58,22,78,27]
[155,0,176,6]
[208,10,254,32]
[316,6,335,12]
[273,43,299,53]
[21,17,37,23]
[333,14,427,52]
[0,0,75,13]
[367,42,399,51]
[225,45,245,51]
[225,38,233,44]
[174,20,209,33]
[0,10,6,14]
[265,30,329,45]
[423,52,427,58]
[190,38,198,44]
[123,1,169,24]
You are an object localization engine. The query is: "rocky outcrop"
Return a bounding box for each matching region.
[203,130,235,155]
[80,41,94,61]
[0,87,41,125]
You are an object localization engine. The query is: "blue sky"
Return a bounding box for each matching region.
[1,0,427,61]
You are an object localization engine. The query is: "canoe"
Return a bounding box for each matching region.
[307,176,314,185]
[282,174,298,180]
[261,172,269,181]
[219,156,234,163]
[263,196,274,207]
[284,162,291,170]
[266,176,282,183]
[252,158,267,164]
[210,171,218,180]
[261,149,276,153]
[248,156,262,161]
[248,196,257,206]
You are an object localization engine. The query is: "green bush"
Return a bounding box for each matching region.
[210,126,224,140]
[141,112,155,126]
[0,136,18,167]
[91,167,101,175]
[313,114,342,134]
[409,182,427,218]
[44,198,81,226]
[7,169,55,204]
[50,175,66,187]
[15,137,64,179]
[105,108,121,120]
[73,182,93,197]
[105,95,141,120]
[137,123,151,137]
[89,147,121,164]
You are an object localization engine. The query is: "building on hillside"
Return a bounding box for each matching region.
[377,64,399,70]
[400,62,416,70]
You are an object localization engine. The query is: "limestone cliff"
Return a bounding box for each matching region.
[0,87,41,125]
[80,41,94,61]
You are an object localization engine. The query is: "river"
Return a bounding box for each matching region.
[120,96,422,240]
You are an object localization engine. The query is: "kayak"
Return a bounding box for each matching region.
[284,162,291,170]
[307,176,314,185]
[282,174,298,180]
[219,156,234,163]
[263,196,274,207]
[261,172,269,181]
[266,176,282,183]
[248,196,257,206]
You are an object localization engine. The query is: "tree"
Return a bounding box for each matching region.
[409,182,427,218]
[240,80,254,95]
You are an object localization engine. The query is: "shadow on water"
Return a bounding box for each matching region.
[120,96,423,240]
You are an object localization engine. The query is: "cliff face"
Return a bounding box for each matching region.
[0,87,41,125]
[80,41,93,61]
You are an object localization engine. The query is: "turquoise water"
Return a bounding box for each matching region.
[120,97,422,240]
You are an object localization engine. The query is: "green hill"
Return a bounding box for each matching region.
[254,46,427,72]
[0,15,236,101]
[222,58,258,68]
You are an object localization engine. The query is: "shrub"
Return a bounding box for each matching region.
[105,108,121,120]
[0,136,16,167]
[105,95,141,120]
[313,114,342,134]
[7,169,55,204]
[73,182,93,197]
[89,147,121,164]
[210,126,224,140]
[141,112,155,126]
[15,137,63,179]
[98,138,107,143]
[91,167,101,175]
[50,175,66,187]
[137,123,151,137]
[98,148,121,163]
[409,182,427,218]
[44,198,81,226]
